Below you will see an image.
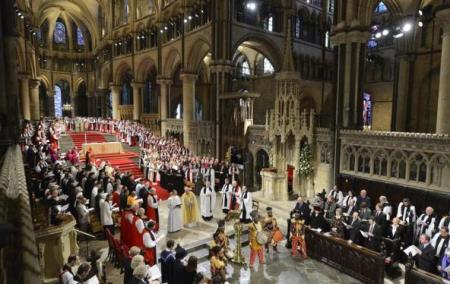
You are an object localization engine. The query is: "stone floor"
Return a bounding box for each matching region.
[62,132,404,284]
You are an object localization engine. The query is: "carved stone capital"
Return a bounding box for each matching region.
[29,79,40,89]
[180,72,197,83]
[156,77,173,86]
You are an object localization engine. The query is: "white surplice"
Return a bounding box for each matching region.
[200,186,215,218]
[167,195,182,232]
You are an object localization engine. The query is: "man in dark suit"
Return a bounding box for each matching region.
[359,202,372,221]
[415,234,436,273]
[346,211,363,245]
[364,217,383,252]
[374,203,388,235]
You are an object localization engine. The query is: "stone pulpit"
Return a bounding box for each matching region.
[261,168,289,201]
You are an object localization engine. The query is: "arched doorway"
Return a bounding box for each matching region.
[255,149,269,189]
[54,80,71,117]
[76,81,88,116]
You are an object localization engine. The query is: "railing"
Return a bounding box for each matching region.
[0,145,41,284]
[305,228,384,284]
[339,130,450,193]
[118,105,133,120]
[141,113,160,133]
[166,118,183,134]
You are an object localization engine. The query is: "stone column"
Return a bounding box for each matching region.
[157,78,172,137]
[436,9,450,134]
[180,73,197,149]
[131,81,144,121]
[29,79,40,120]
[110,84,121,120]
[70,94,76,117]
[20,78,31,120]
[394,55,411,131]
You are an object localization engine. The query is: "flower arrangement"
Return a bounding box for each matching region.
[298,142,313,176]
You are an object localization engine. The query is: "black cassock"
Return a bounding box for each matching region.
[160,250,175,284]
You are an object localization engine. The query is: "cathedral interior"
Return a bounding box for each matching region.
[0,0,450,283]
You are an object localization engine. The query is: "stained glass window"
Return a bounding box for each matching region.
[375,1,388,13]
[242,61,250,75]
[77,27,85,46]
[54,21,66,43]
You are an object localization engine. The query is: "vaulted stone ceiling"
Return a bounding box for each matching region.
[31,0,101,46]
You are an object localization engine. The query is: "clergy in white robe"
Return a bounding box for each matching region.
[167,190,183,233]
[221,178,233,214]
[200,181,215,221]
[240,186,252,223]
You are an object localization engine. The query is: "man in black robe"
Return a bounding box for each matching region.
[160,240,176,284]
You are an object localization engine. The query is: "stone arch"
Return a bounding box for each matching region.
[358,0,403,27]
[101,65,111,89]
[186,38,211,72]
[37,74,51,92]
[73,77,86,95]
[114,61,133,84]
[232,33,282,72]
[163,48,182,78]
[135,57,158,82]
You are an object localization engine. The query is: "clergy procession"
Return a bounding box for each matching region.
[24,117,316,284]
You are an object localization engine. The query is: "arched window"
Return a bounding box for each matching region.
[77,27,85,46]
[375,1,388,14]
[263,58,274,74]
[54,21,66,44]
[295,17,301,38]
[264,16,273,32]
[242,61,250,76]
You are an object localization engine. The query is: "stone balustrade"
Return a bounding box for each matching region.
[118,105,133,120]
[140,113,160,133]
[340,130,450,193]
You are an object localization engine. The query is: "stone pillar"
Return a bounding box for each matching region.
[157,78,172,137]
[436,9,450,134]
[394,55,411,131]
[180,73,197,149]
[331,31,369,128]
[29,79,40,120]
[110,84,121,120]
[70,94,76,117]
[20,78,31,120]
[131,82,144,121]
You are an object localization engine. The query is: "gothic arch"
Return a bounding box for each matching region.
[135,57,158,82]
[37,74,51,92]
[232,34,282,72]
[163,48,182,78]
[358,0,403,27]
[186,38,211,72]
[114,61,133,84]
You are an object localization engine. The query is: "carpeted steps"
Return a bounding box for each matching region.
[68,132,170,200]
[69,132,106,149]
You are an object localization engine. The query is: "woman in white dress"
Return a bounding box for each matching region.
[167,190,183,233]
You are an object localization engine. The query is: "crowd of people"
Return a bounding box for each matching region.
[21,117,450,283]
[289,187,450,279]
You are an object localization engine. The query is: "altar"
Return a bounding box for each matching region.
[261,168,288,201]
[81,141,123,156]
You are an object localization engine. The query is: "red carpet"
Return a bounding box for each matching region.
[70,132,170,200]
[69,132,106,149]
